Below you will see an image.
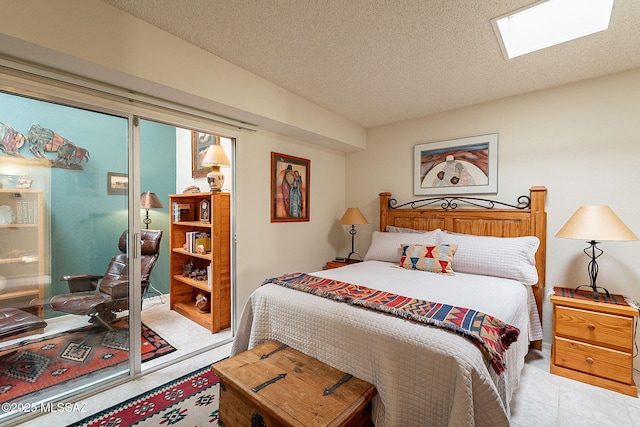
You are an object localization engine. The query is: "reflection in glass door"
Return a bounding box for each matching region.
[0,90,131,422]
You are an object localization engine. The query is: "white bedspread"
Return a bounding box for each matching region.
[232,260,540,427]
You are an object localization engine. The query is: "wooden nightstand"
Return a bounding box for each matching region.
[324,259,363,269]
[550,287,638,396]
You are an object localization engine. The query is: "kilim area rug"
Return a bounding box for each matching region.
[70,365,220,426]
[0,318,175,404]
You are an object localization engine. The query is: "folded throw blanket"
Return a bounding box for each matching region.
[264,272,519,375]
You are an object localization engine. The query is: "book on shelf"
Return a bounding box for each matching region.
[185,231,211,254]
[13,200,38,224]
[27,201,34,223]
[15,201,22,224]
[172,202,194,222]
[207,264,212,290]
[195,235,211,253]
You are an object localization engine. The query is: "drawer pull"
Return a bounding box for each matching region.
[585,357,594,364]
[587,324,596,330]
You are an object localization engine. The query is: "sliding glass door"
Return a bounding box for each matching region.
[137,120,235,366]
[0,75,236,423]
[0,90,134,422]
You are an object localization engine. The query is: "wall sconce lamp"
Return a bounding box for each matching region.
[201,144,230,192]
[339,207,369,263]
[140,192,164,229]
[556,205,638,299]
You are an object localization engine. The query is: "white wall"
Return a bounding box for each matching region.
[347,68,640,358]
[234,131,346,308]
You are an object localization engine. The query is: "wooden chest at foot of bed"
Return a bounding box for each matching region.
[211,340,376,427]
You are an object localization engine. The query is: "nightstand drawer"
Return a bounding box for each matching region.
[554,306,633,352]
[553,336,633,384]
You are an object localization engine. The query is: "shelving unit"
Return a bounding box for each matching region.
[169,191,230,333]
[0,189,46,338]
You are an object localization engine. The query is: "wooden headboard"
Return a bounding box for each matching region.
[379,186,547,349]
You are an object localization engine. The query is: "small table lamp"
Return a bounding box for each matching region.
[556,205,638,299]
[339,207,369,263]
[201,144,230,191]
[140,192,164,229]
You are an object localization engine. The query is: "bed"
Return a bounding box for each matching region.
[233,186,547,426]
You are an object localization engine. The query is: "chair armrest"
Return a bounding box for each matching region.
[60,274,103,293]
[101,279,129,300]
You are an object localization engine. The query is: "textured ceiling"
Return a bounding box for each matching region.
[99,0,640,128]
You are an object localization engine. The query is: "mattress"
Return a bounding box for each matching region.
[232,260,541,427]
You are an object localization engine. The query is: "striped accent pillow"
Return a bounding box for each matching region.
[399,243,457,274]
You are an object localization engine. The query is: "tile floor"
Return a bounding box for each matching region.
[6,298,640,426]
[510,348,640,427]
[136,295,232,370]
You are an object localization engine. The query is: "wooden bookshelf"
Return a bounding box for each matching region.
[168,192,230,333]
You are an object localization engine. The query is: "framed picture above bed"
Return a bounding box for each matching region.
[414,133,498,195]
[271,152,310,222]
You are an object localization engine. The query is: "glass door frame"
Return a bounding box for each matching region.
[128,115,143,375]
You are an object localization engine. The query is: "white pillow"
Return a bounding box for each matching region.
[364,229,441,263]
[440,232,539,284]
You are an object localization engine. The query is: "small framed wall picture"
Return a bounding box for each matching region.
[107,172,128,195]
[199,199,211,222]
[271,152,310,222]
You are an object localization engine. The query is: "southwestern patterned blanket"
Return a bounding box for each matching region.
[265,272,519,375]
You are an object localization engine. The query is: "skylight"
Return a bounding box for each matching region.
[492,0,614,59]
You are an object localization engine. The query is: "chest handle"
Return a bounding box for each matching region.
[323,373,354,396]
[252,373,287,392]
